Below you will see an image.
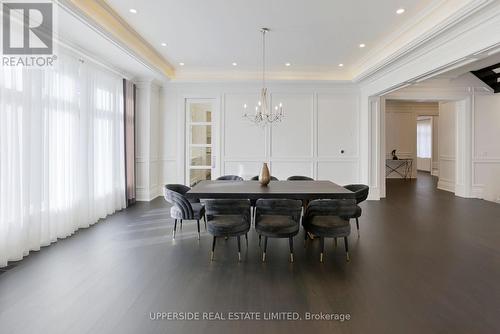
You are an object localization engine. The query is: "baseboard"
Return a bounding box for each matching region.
[437,179,455,193]
[136,187,162,201]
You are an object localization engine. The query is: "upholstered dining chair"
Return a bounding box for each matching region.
[250,175,279,181]
[255,199,302,262]
[287,175,314,181]
[216,175,244,181]
[343,184,369,236]
[303,199,357,262]
[204,199,251,262]
[163,184,206,240]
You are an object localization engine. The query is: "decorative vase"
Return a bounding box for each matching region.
[259,163,271,186]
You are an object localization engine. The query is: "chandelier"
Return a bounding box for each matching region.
[243,28,284,125]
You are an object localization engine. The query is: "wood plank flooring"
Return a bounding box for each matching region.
[1,172,499,334]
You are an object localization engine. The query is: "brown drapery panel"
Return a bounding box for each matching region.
[124,79,136,206]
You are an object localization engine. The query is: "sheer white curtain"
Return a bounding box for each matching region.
[417,118,432,158]
[0,54,126,267]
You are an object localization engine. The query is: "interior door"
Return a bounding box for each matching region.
[186,99,215,186]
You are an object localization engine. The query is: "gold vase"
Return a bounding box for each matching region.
[259,163,271,186]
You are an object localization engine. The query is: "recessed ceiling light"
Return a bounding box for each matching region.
[396,8,405,14]
[129,8,137,14]
[359,43,366,48]
[232,62,237,66]
[285,62,291,67]
[179,62,185,66]
[338,63,344,67]
[161,42,167,47]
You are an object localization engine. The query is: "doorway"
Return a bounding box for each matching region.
[185,99,216,186]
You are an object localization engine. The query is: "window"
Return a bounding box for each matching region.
[417,118,432,158]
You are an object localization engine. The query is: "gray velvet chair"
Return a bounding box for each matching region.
[343,184,369,235]
[287,175,314,181]
[216,175,244,181]
[303,199,357,262]
[204,199,251,262]
[250,175,279,181]
[163,184,206,240]
[255,199,302,262]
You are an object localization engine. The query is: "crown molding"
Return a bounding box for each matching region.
[57,0,174,80]
[353,0,495,84]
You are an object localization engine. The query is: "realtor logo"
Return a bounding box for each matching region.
[2,1,53,54]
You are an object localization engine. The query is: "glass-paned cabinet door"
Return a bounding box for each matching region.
[186,99,214,186]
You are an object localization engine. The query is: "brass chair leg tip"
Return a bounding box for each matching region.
[346,253,350,262]
[290,254,294,263]
[320,253,324,263]
[262,253,266,262]
[238,252,241,262]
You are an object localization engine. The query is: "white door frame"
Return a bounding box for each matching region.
[374,94,473,199]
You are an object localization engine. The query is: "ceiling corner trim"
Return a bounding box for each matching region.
[353,0,495,85]
[59,0,175,79]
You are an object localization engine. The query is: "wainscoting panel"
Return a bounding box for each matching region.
[317,94,358,158]
[224,161,264,180]
[317,161,359,185]
[224,94,267,158]
[270,93,314,158]
[270,161,314,180]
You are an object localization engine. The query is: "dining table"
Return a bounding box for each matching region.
[186,180,354,201]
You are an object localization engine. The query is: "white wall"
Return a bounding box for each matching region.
[135,80,162,201]
[437,101,456,193]
[158,82,360,189]
[473,94,500,203]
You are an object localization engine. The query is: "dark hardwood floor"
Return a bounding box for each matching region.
[1,172,500,334]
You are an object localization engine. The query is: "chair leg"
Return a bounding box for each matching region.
[211,236,217,261]
[334,237,337,248]
[262,236,268,262]
[203,215,207,230]
[259,234,262,247]
[173,219,177,239]
[245,233,248,247]
[289,237,294,263]
[344,236,350,262]
[180,219,183,230]
[237,236,241,262]
[304,230,308,248]
[320,237,325,263]
[197,220,200,240]
[356,218,360,237]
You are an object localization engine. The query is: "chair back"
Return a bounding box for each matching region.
[204,199,251,223]
[250,175,279,181]
[287,175,314,181]
[255,199,302,223]
[305,199,357,222]
[163,184,194,219]
[216,175,244,181]
[344,184,369,204]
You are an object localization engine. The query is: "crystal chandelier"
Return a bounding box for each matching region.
[243,28,284,125]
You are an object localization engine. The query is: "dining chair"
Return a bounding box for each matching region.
[303,199,357,262]
[250,175,279,181]
[163,184,206,240]
[204,199,251,262]
[343,184,369,236]
[287,175,314,181]
[216,175,244,181]
[255,199,302,262]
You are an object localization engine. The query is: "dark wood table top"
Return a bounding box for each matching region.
[186,180,354,200]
